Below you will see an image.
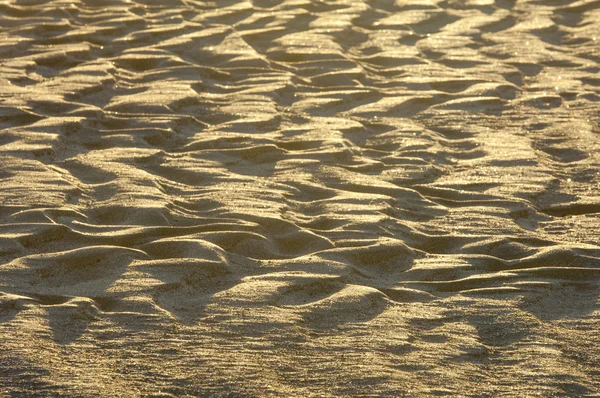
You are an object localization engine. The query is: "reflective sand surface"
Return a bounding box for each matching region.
[1,0,600,395]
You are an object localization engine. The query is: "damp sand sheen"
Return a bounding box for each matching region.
[1,0,600,396]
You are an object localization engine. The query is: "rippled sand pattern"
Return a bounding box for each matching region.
[2,0,600,395]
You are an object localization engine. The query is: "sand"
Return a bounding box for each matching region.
[1,0,600,396]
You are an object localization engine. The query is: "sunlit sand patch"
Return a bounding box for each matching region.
[1,0,600,395]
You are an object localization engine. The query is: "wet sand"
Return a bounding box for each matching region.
[1,0,600,396]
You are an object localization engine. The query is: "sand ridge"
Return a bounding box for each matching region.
[1,0,600,396]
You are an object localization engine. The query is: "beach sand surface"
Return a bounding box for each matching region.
[1,0,600,396]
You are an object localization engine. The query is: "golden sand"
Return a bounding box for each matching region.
[1,0,600,396]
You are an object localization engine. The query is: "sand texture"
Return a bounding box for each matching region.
[1,0,600,396]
